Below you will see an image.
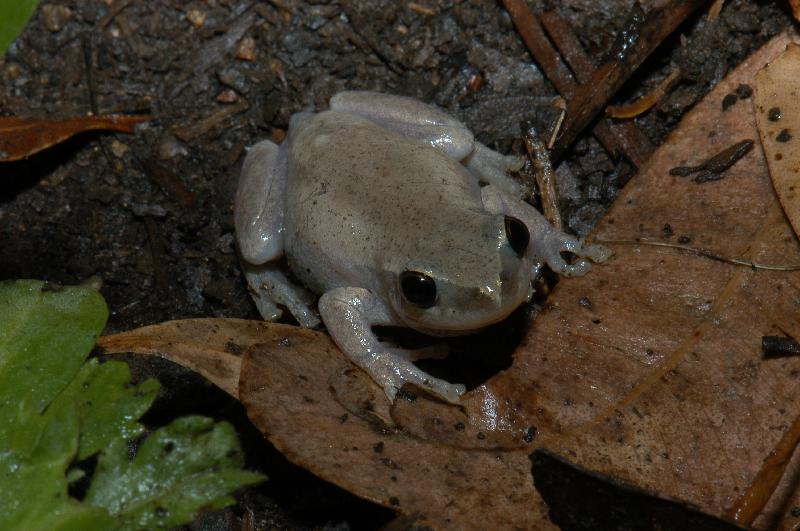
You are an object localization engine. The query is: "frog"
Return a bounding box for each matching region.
[235,91,611,403]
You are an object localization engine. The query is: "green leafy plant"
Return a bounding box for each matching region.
[0,0,39,54]
[0,280,264,530]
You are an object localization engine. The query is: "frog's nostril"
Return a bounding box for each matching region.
[504,216,529,257]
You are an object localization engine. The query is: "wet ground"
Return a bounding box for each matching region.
[0,0,793,528]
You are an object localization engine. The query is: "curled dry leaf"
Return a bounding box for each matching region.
[97,318,275,398]
[792,1,800,22]
[238,325,549,529]
[754,43,800,242]
[0,114,149,162]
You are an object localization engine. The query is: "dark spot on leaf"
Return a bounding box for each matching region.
[768,107,782,121]
[776,129,792,143]
[721,93,737,110]
[523,426,537,443]
[735,84,752,99]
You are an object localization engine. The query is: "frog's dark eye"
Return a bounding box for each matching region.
[400,271,437,309]
[504,216,529,257]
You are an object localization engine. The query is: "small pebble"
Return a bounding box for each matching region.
[157,134,189,159]
[186,8,206,28]
[41,5,73,33]
[236,37,257,61]
[216,89,239,103]
[110,140,129,158]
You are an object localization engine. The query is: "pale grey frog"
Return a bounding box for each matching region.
[235,91,610,403]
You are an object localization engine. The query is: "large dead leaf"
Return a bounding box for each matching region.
[99,32,800,530]
[98,318,275,398]
[755,43,800,242]
[0,114,149,162]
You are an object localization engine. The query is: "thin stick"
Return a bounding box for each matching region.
[551,0,710,161]
[502,1,654,167]
[726,411,800,526]
[595,239,800,271]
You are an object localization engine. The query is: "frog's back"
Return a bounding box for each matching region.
[284,110,484,292]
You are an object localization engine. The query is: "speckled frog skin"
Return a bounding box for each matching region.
[235,91,610,402]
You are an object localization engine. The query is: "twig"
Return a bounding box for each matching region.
[726,410,800,526]
[550,0,710,161]
[522,123,562,230]
[98,0,134,30]
[539,10,655,167]
[606,68,683,119]
[502,1,653,167]
[595,239,800,271]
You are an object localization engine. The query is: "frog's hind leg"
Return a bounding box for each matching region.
[235,140,321,328]
[330,91,475,161]
[330,91,525,195]
[241,262,320,328]
[235,139,286,265]
[465,142,525,197]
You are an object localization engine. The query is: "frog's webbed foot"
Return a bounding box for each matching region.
[242,261,321,328]
[481,184,612,278]
[319,287,465,403]
[538,231,613,278]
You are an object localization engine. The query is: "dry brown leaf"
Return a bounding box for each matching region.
[98,318,274,398]
[491,31,800,530]
[0,114,149,162]
[791,0,800,22]
[755,43,800,243]
[238,325,552,529]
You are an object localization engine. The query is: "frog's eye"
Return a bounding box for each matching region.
[400,271,437,308]
[504,216,529,257]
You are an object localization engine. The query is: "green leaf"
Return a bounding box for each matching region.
[61,358,159,461]
[0,280,108,451]
[86,416,264,530]
[0,0,39,55]
[0,280,112,531]
[0,280,263,530]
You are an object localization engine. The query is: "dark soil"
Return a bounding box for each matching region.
[0,0,793,529]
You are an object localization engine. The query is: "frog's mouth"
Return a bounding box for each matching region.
[400,277,533,337]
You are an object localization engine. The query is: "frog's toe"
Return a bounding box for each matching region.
[582,242,614,263]
[375,355,465,403]
[540,233,611,278]
[251,294,283,321]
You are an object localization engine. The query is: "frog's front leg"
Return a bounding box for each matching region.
[235,139,320,327]
[319,287,466,403]
[482,185,612,277]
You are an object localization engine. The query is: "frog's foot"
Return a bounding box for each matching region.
[369,348,466,403]
[319,287,465,404]
[242,261,320,327]
[466,142,526,197]
[539,232,613,278]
